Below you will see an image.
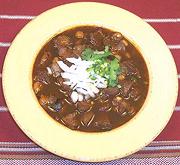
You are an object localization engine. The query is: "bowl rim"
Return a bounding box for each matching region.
[2,2,178,162]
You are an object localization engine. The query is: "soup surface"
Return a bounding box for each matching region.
[32,26,149,132]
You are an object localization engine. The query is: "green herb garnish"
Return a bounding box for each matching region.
[82,46,111,61]
[82,46,121,87]
[108,58,120,87]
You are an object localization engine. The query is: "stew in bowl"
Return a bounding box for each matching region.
[33,26,149,132]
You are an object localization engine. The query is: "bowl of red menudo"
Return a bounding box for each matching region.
[2,2,178,162]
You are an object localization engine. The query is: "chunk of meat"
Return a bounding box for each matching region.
[99,93,109,102]
[119,80,134,97]
[50,62,62,77]
[103,87,119,96]
[90,29,104,50]
[61,112,80,130]
[112,97,128,114]
[58,46,74,59]
[95,93,109,105]
[120,60,141,78]
[77,101,92,113]
[59,104,73,116]
[33,81,43,94]
[39,52,52,66]
[93,113,112,131]
[34,70,50,84]
[129,87,141,101]
[111,32,123,43]
[50,44,59,56]
[39,94,58,107]
[73,45,86,56]
[59,84,71,97]
[75,39,83,45]
[58,46,68,56]
[112,96,134,115]
[55,35,71,47]
[80,111,95,127]
[55,77,64,86]
[99,102,112,112]
[75,33,88,45]
[75,31,84,39]
[111,42,126,55]
[112,96,122,107]
[60,84,71,92]
[103,36,111,46]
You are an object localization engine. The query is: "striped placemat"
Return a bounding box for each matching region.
[0,0,180,164]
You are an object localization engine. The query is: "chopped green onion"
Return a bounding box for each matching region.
[83,46,121,87]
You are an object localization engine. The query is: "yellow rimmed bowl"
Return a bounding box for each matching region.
[2,2,178,162]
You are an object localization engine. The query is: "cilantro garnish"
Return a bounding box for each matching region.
[82,46,121,87]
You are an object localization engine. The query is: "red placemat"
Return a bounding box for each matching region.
[0,0,180,164]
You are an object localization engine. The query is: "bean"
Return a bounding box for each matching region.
[75,31,84,39]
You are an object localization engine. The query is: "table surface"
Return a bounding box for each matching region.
[0,0,180,164]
